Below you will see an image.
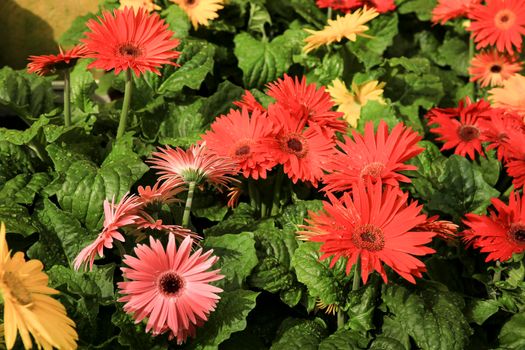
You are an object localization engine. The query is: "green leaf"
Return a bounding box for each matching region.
[498,312,525,349]
[162,5,191,38]
[276,199,323,233]
[35,198,95,266]
[54,135,148,229]
[0,141,35,186]
[437,33,469,76]
[345,282,379,332]
[416,155,500,220]
[158,40,215,96]
[248,3,272,36]
[203,232,258,290]
[234,28,306,88]
[0,115,50,145]
[0,172,51,204]
[0,66,31,117]
[204,203,257,237]
[199,80,245,122]
[187,289,259,350]
[349,13,399,70]
[397,0,437,21]
[111,307,166,349]
[0,202,38,236]
[271,318,327,350]
[288,0,326,28]
[370,316,410,350]
[70,59,98,116]
[358,100,401,132]
[319,329,370,350]
[472,149,500,187]
[292,242,349,306]
[466,299,500,326]
[369,337,408,350]
[158,99,204,147]
[304,52,345,86]
[381,284,472,350]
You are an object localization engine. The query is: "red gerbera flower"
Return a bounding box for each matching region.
[82,7,181,76]
[201,108,276,180]
[413,215,458,241]
[118,234,223,344]
[469,50,522,87]
[261,104,337,187]
[74,193,141,270]
[27,45,88,76]
[316,0,395,13]
[503,127,525,188]
[323,121,423,192]
[479,109,524,161]
[468,0,525,55]
[463,191,525,262]
[148,143,239,190]
[267,74,347,136]
[301,180,436,284]
[427,98,493,159]
[431,0,481,25]
[233,90,266,112]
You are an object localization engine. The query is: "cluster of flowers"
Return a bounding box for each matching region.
[427,97,525,262]
[315,0,396,14]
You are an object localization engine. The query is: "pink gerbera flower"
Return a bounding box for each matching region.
[267,74,347,135]
[201,108,276,180]
[148,143,239,190]
[118,234,223,344]
[463,191,525,262]
[427,98,493,159]
[323,121,423,192]
[468,50,522,87]
[261,104,338,187]
[74,193,141,270]
[137,178,185,206]
[82,7,181,76]
[431,0,481,25]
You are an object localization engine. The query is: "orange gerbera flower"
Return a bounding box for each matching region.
[468,0,525,54]
[431,0,481,25]
[488,74,525,117]
[469,50,522,87]
[27,45,88,76]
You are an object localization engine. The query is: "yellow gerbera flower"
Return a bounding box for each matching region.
[303,7,379,53]
[0,223,78,350]
[119,0,161,13]
[327,78,386,127]
[488,74,525,117]
[170,0,224,29]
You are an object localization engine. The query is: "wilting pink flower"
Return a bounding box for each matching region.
[118,234,223,344]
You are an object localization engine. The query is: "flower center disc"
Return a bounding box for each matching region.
[458,125,480,142]
[352,224,385,251]
[157,271,185,297]
[495,9,516,30]
[117,43,143,58]
[232,139,253,159]
[184,0,198,8]
[3,271,33,305]
[360,162,385,179]
[280,133,308,158]
[509,223,525,244]
[490,64,502,73]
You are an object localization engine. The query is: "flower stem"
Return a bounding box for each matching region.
[327,7,333,20]
[337,308,345,329]
[63,68,71,127]
[116,70,133,139]
[271,170,284,216]
[182,181,196,228]
[352,259,361,291]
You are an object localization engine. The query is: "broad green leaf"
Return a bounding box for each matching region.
[0,116,50,145]
[204,203,257,236]
[319,329,370,350]
[276,199,323,233]
[203,232,258,290]
[437,33,469,76]
[288,0,326,28]
[0,202,38,236]
[70,59,98,116]
[292,242,349,306]
[199,80,244,122]
[0,172,51,204]
[381,284,472,350]
[397,0,437,21]
[35,198,95,266]
[111,307,167,349]
[466,299,500,326]
[369,337,407,350]
[271,318,327,350]
[55,135,148,229]
[46,143,92,173]
[0,141,35,186]
[349,13,399,70]
[158,99,204,147]
[159,40,215,96]
[498,312,525,349]
[305,52,345,86]
[472,149,500,187]
[0,66,31,117]
[25,72,56,117]
[234,27,306,88]
[187,289,259,350]
[248,3,272,36]
[358,100,401,132]
[345,281,379,332]
[372,316,410,350]
[163,5,191,38]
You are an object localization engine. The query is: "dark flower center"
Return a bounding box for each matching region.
[158,272,185,296]
[509,223,525,244]
[458,125,480,142]
[235,145,251,157]
[3,271,32,305]
[490,65,502,73]
[185,0,198,6]
[495,10,516,29]
[279,133,308,158]
[352,224,385,251]
[117,43,143,58]
[360,162,385,179]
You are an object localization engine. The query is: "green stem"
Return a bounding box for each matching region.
[327,7,332,20]
[352,259,361,291]
[468,37,477,99]
[248,180,259,212]
[337,308,345,329]
[63,68,71,127]
[116,70,133,139]
[182,181,196,228]
[115,241,126,257]
[493,261,502,283]
[271,171,284,216]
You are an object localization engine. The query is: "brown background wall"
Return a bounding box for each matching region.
[0,0,99,69]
